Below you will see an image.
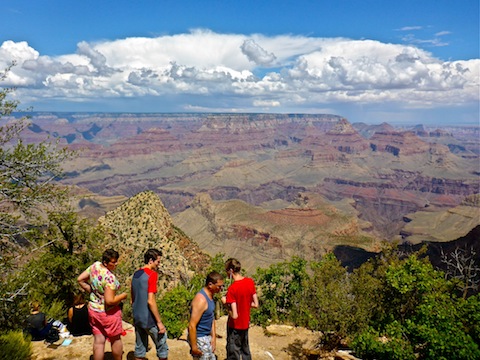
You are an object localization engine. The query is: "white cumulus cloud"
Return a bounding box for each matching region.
[0,29,478,123]
[241,39,277,66]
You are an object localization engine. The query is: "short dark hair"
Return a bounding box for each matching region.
[73,293,86,306]
[144,248,162,264]
[225,258,241,273]
[205,271,224,286]
[102,249,119,265]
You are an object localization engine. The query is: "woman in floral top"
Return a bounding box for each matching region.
[78,249,127,360]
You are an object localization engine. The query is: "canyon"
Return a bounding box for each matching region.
[9,112,479,269]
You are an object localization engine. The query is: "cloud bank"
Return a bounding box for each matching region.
[0,29,478,123]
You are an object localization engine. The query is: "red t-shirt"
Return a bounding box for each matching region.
[225,277,256,330]
[144,267,158,293]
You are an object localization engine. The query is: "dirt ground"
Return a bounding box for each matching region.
[30,316,332,360]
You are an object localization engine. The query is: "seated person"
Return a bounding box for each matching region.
[67,293,92,336]
[26,301,52,341]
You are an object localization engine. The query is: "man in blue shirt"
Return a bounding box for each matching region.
[188,271,225,359]
[131,248,168,360]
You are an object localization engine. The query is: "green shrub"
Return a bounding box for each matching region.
[351,326,415,360]
[307,253,354,335]
[404,294,480,360]
[459,293,480,344]
[158,283,195,338]
[350,257,386,331]
[43,299,67,324]
[252,256,310,326]
[0,331,31,360]
[121,301,133,325]
[253,254,371,337]
[353,254,480,360]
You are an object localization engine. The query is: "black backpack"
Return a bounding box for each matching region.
[44,327,60,344]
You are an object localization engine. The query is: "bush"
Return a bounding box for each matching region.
[121,301,133,325]
[252,256,310,326]
[351,326,415,360]
[253,254,370,337]
[459,293,480,344]
[0,331,31,360]
[353,254,480,360]
[43,299,67,324]
[307,253,354,335]
[158,283,195,338]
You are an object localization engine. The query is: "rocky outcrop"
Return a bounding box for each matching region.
[174,192,378,272]
[398,194,480,243]
[369,131,431,156]
[98,190,210,291]
[352,121,396,139]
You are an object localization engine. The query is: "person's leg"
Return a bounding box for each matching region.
[196,335,215,360]
[110,334,123,360]
[240,329,251,360]
[226,327,241,360]
[92,333,106,360]
[38,322,53,340]
[148,325,169,360]
[134,327,149,359]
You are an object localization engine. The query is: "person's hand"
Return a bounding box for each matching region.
[118,292,128,303]
[211,336,216,352]
[221,295,226,304]
[118,292,128,308]
[190,347,203,357]
[157,322,166,334]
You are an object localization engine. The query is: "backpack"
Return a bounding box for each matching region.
[44,327,60,344]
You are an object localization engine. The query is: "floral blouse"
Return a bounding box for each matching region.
[86,261,120,312]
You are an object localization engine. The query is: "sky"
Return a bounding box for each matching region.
[0,0,479,126]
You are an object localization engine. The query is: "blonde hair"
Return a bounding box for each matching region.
[31,300,40,312]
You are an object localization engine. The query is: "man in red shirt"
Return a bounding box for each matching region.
[131,248,168,360]
[222,258,259,360]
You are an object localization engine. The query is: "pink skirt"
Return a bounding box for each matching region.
[88,306,123,339]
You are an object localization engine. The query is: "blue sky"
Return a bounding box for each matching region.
[0,0,478,125]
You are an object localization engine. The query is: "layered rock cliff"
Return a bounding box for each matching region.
[173,192,378,272]
[11,112,480,243]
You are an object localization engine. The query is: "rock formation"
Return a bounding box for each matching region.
[97,190,210,290]
[11,112,480,244]
[174,192,378,272]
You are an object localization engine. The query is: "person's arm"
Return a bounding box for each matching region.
[251,293,259,308]
[230,302,238,319]
[77,270,91,293]
[223,289,236,318]
[211,316,217,353]
[67,307,74,324]
[188,293,206,357]
[147,292,166,333]
[104,286,127,307]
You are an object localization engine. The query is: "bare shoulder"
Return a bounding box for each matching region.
[192,292,207,307]
[190,292,209,315]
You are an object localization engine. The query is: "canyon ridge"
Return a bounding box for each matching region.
[9,112,479,271]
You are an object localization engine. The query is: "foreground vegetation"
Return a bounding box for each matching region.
[3,242,479,360]
[154,249,480,359]
[252,251,479,359]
